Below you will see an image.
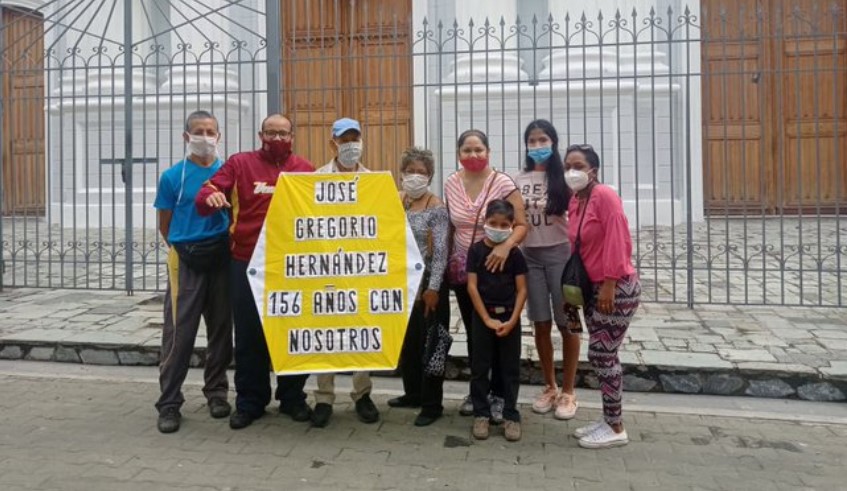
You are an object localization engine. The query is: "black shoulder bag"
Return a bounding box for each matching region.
[561,189,594,310]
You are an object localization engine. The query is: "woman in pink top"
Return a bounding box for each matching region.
[563,144,641,450]
[444,129,528,420]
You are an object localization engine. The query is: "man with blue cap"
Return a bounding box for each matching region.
[316,117,370,173]
[311,117,380,428]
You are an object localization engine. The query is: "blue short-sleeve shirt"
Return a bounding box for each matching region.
[153,158,229,244]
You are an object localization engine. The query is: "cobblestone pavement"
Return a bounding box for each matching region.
[1,288,846,399]
[0,362,845,491]
[4,217,846,305]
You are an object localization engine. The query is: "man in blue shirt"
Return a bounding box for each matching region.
[153,110,233,433]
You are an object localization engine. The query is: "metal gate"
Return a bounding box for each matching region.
[1,0,845,307]
[1,0,269,293]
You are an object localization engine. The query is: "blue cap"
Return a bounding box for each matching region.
[331,117,362,138]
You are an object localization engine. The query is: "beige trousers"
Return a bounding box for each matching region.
[314,372,372,404]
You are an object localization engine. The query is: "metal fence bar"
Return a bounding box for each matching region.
[683,5,694,308]
[265,0,280,114]
[122,0,133,294]
[0,5,4,292]
[835,7,845,307]
[0,2,844,307]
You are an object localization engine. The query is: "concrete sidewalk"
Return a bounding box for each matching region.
[0,287,846,401]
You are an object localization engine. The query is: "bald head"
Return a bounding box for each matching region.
[261,114,293,132]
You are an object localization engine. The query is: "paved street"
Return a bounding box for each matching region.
[0,361,845,491]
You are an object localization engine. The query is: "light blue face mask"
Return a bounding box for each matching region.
[527,145,553,164]
[484,225,513,244]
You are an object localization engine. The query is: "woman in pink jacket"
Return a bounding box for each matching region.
[563,144,641,449]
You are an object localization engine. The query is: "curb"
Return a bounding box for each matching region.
[1,340,845,402]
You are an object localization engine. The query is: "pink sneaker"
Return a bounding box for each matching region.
[531,386,558,414]
[553,392,578,420]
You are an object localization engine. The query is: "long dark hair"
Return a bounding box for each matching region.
[523,119,569,216]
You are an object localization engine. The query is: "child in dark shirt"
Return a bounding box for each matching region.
[466,199,528,442]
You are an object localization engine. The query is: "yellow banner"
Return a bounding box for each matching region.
[247,172,424,375]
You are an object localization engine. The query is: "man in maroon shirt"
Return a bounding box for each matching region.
[196,114,314,429]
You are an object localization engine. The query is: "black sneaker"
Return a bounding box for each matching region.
[311,403,333,428]
[414,411,442,427]
[229,410,260,430]
[157,407,181,434]
[208,397,232,419]
[355,394,380,424]
[280,401,313,422]
[387,395,421,408]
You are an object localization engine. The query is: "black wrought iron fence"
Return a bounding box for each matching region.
[1,0,268,292]
[0,0,844,307]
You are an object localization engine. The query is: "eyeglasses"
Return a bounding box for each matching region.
[262,130,292,139]
[566,143,594,152]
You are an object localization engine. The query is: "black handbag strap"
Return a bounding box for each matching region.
[470,170,498,245]
[447,170,497,248]
[573,186,593,254]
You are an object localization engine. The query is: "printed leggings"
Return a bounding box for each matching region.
[585,274,641,425]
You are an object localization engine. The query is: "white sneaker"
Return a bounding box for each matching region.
[489,395,505,425]
[531,386,559,414]
[553,392,578,420]
[573,419,605,439]
[578,422,629,449]
[459,395,474,416]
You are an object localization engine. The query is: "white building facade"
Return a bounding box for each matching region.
[19,0,704,228]
[418,0,704,227]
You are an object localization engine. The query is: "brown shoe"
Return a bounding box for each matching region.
[472,417,490,440]
[504,420,522,442]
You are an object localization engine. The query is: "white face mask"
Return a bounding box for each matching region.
[401,173,430,199]
[484,225,512,244]
[187,134,218,158]
[336,141,363,169]
[565,169,591,192]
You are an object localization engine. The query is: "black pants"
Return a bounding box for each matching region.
[398,282,450,416]
[231,260,308,417]
[470,311,521,422]
[452,284,504,397]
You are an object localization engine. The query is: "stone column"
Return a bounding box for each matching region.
[452,0,526,80]
[437,0,526,171]
[547,0,675,19]
[444,0,528,86]
[161,0,234,98]
[159,0,245,153]
[455,0,516,25]
[48,0,156,96]
[39,0,158,228]
[547,0,700,226]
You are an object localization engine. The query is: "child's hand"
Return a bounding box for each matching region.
[485,318,503,330]
[496,321,515,337]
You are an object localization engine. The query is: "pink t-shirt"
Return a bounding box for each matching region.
[567,184,635,284]
[444,170,518,258]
